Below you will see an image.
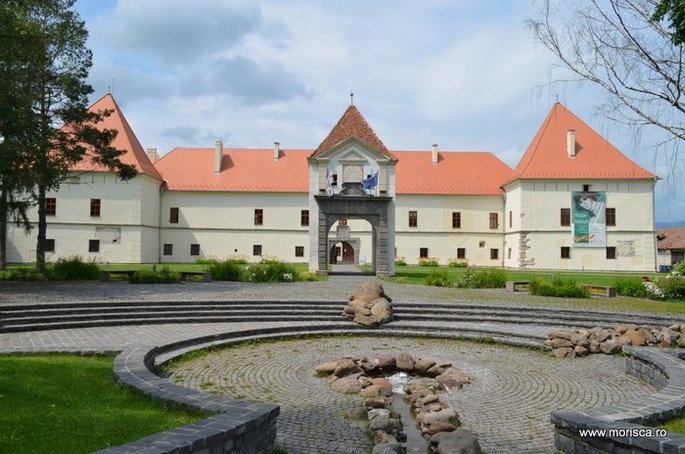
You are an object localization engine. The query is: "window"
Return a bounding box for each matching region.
[295,246,304,257]
[490,248,499,260]
[606,247,616,259]
[409,211,418,227]
[163,244,173,256]
[254,209,263,226]
[419,247,429,258]
[583,184,590,192]
[89,239,100,253]
[190,244,200,256]
[338,218,347,226]
[90,199,101,217]
[507,248,512,259]
[457,248,466,259]
[301,210,309,226]
[560,208,571,226]
[45,198,56,216]
[489,213,498,229]
[606,208,616,226]
[561,247,571,259]
[170,207,179,224]
[509,211,512,228]
[44,239,55,252]
[479,241,485,248]
[452,212,461,229]
[253,244,262,256]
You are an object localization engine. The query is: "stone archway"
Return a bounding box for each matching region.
[314,193,393,276]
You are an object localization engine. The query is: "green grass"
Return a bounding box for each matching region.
[659,414,685,434]
[0,354,205,454]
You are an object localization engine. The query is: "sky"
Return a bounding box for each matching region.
[73,0,684,224]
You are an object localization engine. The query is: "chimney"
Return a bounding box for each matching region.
[214,140,223,175]
[567,130,576,158]
[273,141,280,161]
[432,144,438,164]
[146,147,158,163]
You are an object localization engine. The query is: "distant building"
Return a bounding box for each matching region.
[5,94,659,274]
[657,228,685,267]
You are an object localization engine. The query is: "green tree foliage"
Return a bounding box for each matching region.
[0,0,136,271]
[652,0,685,44]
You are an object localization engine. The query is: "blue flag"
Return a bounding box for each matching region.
[362,171,378,190]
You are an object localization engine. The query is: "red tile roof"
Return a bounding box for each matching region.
[395,151,512,195]
[310,104,396,160]
[70,94,163,180]
[155,147,311,192]
[506,103,656,184]
[657,227,685,250]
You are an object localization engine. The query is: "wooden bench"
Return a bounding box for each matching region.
[581,285,616,298]
[100,270,137,282]
[178,271,212,282]
[505,281,529,292]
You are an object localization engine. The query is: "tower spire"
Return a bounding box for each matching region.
[350,90,354,105]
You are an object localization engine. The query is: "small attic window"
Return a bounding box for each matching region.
[583,184,590,192]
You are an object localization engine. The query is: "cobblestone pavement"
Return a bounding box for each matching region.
[166,336,654,454]
[0,277,662,453]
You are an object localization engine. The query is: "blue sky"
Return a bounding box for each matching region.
[73,0,684,223]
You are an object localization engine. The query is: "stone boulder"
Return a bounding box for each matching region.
[430,428,482,454]
[344,281,393,327]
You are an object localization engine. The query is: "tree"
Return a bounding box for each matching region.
[0,0,136,272]
[653,0,685,45]
[0,1,39,269]
[527,0,684,148]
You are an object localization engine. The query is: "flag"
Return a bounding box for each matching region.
[362,171,378,190]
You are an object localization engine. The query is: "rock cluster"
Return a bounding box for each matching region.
[342,281,393,327]
[546,324,685,358]
[316,353,480,453]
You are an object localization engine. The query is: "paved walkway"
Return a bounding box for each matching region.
[0,277,662,453]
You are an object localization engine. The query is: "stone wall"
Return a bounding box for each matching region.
[551,347,685,453]
[95,344,279,454]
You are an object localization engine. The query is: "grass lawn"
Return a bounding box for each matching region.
[0,354,204,454]
[659,415,685,434]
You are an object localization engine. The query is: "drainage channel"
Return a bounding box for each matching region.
[388,372,430,453]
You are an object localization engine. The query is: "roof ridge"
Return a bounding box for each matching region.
[310,105,395,159]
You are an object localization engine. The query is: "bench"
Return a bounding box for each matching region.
[100,270,137,282]
[505,281,529,292]
[178,271,212,282]
[581,284,616,298]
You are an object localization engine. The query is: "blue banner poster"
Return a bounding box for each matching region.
[572,191,606,247]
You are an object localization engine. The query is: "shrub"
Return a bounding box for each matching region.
[208,260,245,281]
[658,272,685,299]
[674,260,685,274]
[614,277,650,298]
[471,268,507,288]
[529,276,589,298]
[130,267,180,284]
[1,267,47,281]
[425,270,453,287]
[247,259,301,283]
[299,271,322,282]
[448,259,468,268]
[454,268,507,288]
[395,257,407,266]
[48,256,100,281]
[419,258,439,267]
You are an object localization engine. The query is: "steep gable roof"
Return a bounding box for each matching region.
[156,147,310,192]
[310,105,395,160]
[395,151,512,195]
[70,94,163,180]
[657,227,685,250]
[507,103,655,184]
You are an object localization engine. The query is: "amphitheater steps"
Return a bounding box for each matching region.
[0,299,680,333]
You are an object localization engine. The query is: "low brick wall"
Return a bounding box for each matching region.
[551,347,685,453]
[95,344,279,454]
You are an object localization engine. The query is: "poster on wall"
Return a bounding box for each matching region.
[572,191,606,247]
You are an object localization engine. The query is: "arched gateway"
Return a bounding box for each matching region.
[307,104,397,276]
